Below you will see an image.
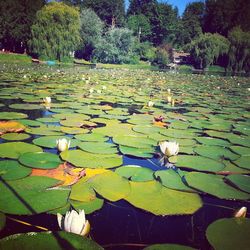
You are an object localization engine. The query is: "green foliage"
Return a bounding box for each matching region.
[77,8,104,60]
[93,28,136,64]
[127,14,152,42]
[227,27,250,73]
[81,0,125,27]
[0,53,31,63]
[0,0,45,52]
[187,33,229,69]
[29,2,81,61]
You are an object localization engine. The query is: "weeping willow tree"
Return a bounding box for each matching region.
[227,27,250,74]
[29,2,81,61]
[187,33,229,70]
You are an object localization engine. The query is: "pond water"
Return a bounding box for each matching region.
[0,63,250,249]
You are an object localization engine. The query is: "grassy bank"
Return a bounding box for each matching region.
[0,53,32,63]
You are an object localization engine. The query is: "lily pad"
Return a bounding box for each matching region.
[74,133,108,142]
[185,172,250,200]
[206,218,250,250]
[0,142,42,159]
[0,231,103,250]
[0,176,70,214]
[0,212,6,232]
[154,169,194,192]
[119,145,154,158]
[70,198,104,214]
[78,141,118,154]
[115,165,154,181]
[124,180,202,215]
[1,133,30,141]
[0,160,31,180]
[113,135,156,148]
[144,244,195,250]
[0,121,26,135]
[195,137,231,147]
[226,174,250,193]
[233,156,250,170]
[0,112,28,120]
[19,152,62,169]
[60,150,122,169]
[9,103,42,110]
[169,155,225,172]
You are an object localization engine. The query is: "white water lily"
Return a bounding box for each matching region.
[159,141,179,157]
[56,138,70,152]
[167,95,172,103]
[43,96,51,104]
[102,85,107,90]
[97,89,102,94]
[234,207,247,218]
[148,101,154,107]
[167,88,171,94]
[89,88,94,94]
[57,210,90,236]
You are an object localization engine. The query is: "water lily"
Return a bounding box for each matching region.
[89,88,94,94]
[159,141,179,157]
[57,209,90,236]
[167,88,171,94]
[234,207,247,218]
[171,99,175,107]
[102,85,107,90]
[148,101,154,107]
[43,97,51,104]
[97,89,102,94]
[167,95,172,103]
[56,138,70,152]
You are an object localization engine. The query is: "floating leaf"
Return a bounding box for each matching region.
[19,152,62,169]
[113,135,156,148]
[0,212,6,232]
[70,198,104,214]
[185,172,250,200]
[0,112,27,120]
[74,133,108,142]
[0,121,26,135]
[124,180,202,215]
[119,145,154,158]
[78,141,118,154]
[144,244,195,250]
[115,165,154,181]
[226,174,250,193]
[0,142,42,159]
[206,218,250,250]
[0,160,31,180]
[9,103,42,110]
[169,155,225,172]
[0,176,70,214]
[1,133,30,141]
[0,231,103,250]
[233,156,250,170]
[60,150,122,169]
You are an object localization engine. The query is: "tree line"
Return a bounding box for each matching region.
[0,0,249,72]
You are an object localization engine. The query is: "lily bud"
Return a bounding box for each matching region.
[159,141,179,157]
[43,97,51,104]
[56,138,70,152]
[235,207,247,218]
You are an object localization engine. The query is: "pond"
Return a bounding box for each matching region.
[0,63,250,250]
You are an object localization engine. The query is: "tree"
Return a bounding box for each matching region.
[187,33,229,70]
[127,14,151,42]
[227,27,250,73]
[77,8,104,60]
[81,0,125,27]
[203,0,250,36]
[29,2,81,61]
[0,0,45,52]
[179,2,204,45]
[93,28,136,64]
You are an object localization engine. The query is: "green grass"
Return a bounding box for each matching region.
[97,61,158,70]
[0,53,31,63]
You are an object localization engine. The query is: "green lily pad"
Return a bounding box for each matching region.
[60,126,89,135]
[113,135,156,148]
[0,231,103,250]
[124,180,202,215]
[9,103,42,110]
[169,155,225,172]
[26,127,64,136]
[133,125,165,135]
[32,136,78,149]
[89,171,131,201]
[119,145,154,158]
[0,212,6,231]
[78,141,118,154]
[60,150,122,169]
[19,152,62,169]
[144,244,195,250]
[230,146,250,156]
[196,137,231,147]
[185,172,250,200]
[226,175,250,193]
[194,145,240,161]
[0,160,31,180]
[0,176,70,214]
[154,169,194,192]
[0,142,42,159]
[1,133,30,141]
[74,133,108,142]
[70,198,104,214]
[160,128,196,139]
[115,165,154,181]
[18,119,43,127]
[0,112,28,120]
[233,156,250,170]
[206,218,250,250]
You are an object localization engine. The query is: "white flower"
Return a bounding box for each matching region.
[167,95,172,103]
[159,141,179,157]
[234,207,247,218]
[167,88,171,94]
[57,210,90,236]
[23,75,27,78]
[97,89,102,94]
[102,85,107,90]
[56,138,70,152]
[248,88,250,91]
[148,101,154,107]
[43,97,51,104]
[89,88,94,94]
